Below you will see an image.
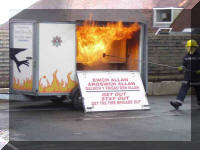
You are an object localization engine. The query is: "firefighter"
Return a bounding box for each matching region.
[170,39,200,110]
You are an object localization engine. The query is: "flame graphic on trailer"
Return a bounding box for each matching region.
[13,77,33,90]
[39,70,78,93]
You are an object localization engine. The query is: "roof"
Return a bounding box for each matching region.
[29,0,70,9]
[170,0,200,31]
[28,0,194,9]
[0,0,199,30]
[184,0,200,9]
[151,0,188,8]
[10,9,147,24]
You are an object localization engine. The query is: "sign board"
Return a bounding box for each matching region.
[77,71,150,112]
[12,23,33,91]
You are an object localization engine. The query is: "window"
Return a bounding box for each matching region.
[156,9,172,22]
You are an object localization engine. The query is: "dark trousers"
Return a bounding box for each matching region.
[177,81,200,102]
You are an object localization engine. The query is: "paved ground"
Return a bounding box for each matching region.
[0,100,9,149]
[0,95,194,143]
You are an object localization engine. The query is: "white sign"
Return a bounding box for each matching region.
[13,23,33,91]
[77,71,150,112]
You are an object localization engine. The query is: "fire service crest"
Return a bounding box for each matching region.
[52,36,62,47]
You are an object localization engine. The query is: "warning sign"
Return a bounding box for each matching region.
[77,71,150,112]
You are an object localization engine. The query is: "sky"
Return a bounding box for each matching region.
[0,0,39,25]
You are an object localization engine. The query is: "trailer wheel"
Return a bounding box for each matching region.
[72,88,83,111]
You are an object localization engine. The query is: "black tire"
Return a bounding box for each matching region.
[72,88,83,110]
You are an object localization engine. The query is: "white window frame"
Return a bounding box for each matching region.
[155,8,173,23]
[153,7,183,27]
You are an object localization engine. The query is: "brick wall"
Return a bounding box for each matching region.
[0,30,9,88]
[148,33,191,82]
[0,30,196,88]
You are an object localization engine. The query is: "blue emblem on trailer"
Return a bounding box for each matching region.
[52,36,62,47]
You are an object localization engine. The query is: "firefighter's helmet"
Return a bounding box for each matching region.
[186,40,199,47]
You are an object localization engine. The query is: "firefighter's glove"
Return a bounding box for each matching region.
[196,70,200,75]
[178,66,184,72]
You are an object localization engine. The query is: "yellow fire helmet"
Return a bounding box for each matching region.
[186,39,199,47]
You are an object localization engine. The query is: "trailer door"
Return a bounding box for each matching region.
[38,23,77,94]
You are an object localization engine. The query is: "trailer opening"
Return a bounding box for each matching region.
[76,20,141,71]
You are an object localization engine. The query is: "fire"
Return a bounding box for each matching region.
[39,70,78,93]
[179,0,188,7]
[13,77,32,91]
[77,20,140,65]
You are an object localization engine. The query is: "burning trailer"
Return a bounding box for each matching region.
[9,10,150,112]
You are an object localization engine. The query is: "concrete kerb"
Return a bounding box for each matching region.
[0,88,9,100]
[0,88,9,93]
[152,81,182,96]
[147,81,192,96]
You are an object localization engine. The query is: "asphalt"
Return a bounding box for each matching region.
[0,100,9,150]
[1,96,193,140]
[0,95,199,149]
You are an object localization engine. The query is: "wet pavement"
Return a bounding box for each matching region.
[0,95,194,143]
[0,100,9,149]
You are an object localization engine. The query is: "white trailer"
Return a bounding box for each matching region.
[9,18,149,111]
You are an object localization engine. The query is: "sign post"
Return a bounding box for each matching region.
[77,71,150,112]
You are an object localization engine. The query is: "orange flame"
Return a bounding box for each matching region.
[39,70,78,93]
[13,77,32,91]
[179,0,188,7]
[77,20,140,65]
